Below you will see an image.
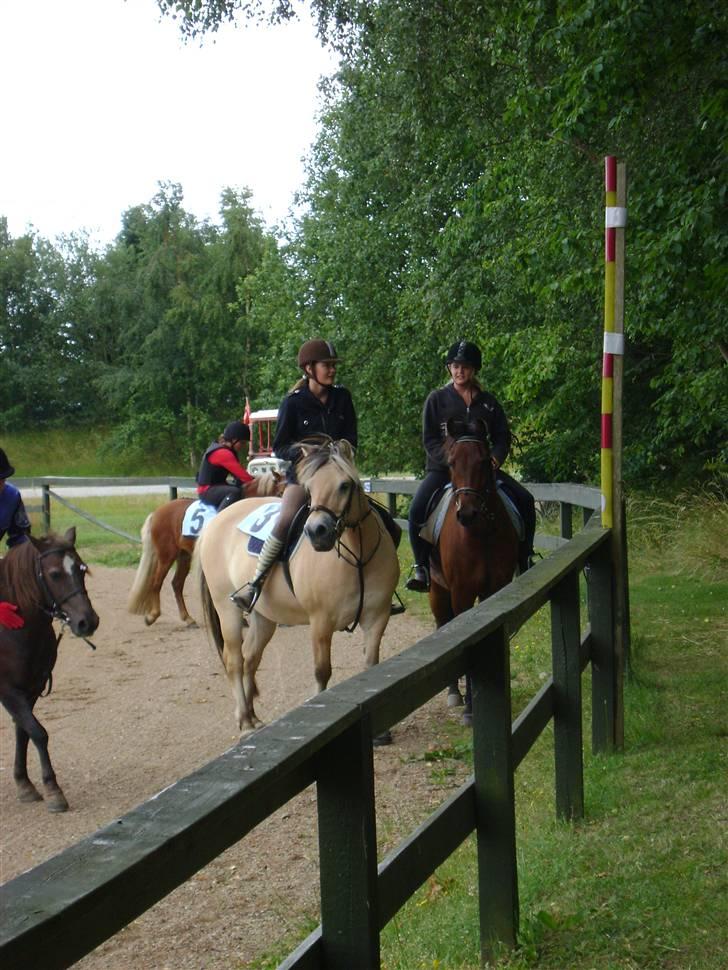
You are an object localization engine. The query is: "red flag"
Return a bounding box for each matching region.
[243,397,251,425]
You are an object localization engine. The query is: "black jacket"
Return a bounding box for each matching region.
[273,384,357,464]
[422,383,511,472]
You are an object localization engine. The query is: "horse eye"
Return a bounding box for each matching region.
[339,481,351,493]
[49,569,63,580]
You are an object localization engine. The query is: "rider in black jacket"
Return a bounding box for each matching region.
[405,340,536,591]
[232,339,356,612]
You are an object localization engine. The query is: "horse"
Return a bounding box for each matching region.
[197,438,400,736]
[127,471,283,627]
[0,528,99,812]
[427,417,519,718]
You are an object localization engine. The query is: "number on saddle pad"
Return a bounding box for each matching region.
[181,500,218,538]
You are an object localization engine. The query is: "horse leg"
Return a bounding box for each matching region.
[240,612,277,731]
[3,692,68,812]
[217,609,256,733]
[360,608,394,746]
[428,581,462,706]
[449,586,478,721]
[144,552,174,626]
[310,618,335,693]
[171,549,196,626]
[13,723,41,802]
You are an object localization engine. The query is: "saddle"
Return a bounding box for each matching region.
[419,483,524,547]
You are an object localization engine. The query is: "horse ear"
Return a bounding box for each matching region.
[64,526,77,546]
[475,418,491,443]
[445,417,461,439]
[336,439,355,462]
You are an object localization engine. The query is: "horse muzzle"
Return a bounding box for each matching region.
[305,512,338,552]
[68,608,100,638]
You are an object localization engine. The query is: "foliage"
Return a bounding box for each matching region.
[3,1,726,483]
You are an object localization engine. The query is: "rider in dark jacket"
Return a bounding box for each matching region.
[196,421,254,511]
[0,448,31,550]
[405,340,536,590]
[231,339,356,612]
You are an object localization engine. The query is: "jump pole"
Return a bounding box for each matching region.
[601,155,628,747]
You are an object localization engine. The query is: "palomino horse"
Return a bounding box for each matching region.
[127,471,282,627]
[428,418,519,717]
[197,438,400,735]
[0,528,99,812]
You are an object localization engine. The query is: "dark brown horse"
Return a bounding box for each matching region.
[0,528,99,812]
[127,471,283,627]
[428,418,519,718]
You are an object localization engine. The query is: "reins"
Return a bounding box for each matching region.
[306,478,382,633]
[36,547,97,651]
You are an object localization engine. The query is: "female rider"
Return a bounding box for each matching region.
[0,447,31,629]
[196,420,254,511]
[232,339,402,613]
[405,340,536,591]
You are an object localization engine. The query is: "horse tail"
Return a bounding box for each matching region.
[126,513,158,615]
[197,551,225,661]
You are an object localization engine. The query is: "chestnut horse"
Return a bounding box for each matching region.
[0,528,99,812]
[428,418,519,717]
[127,471,282,627]
[197,438,400,736]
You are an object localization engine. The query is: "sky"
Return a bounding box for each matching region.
[0,0,338,248]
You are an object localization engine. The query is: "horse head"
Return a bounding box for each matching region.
[297,436,363,551]
[30,528,99,637]
[444,418,495,528]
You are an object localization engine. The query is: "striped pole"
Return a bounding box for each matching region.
[601,156,626,527]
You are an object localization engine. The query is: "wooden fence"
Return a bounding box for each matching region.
[1,481,623,970]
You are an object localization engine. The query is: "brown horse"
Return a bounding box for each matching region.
[428,418,519,717]
[127,471,282,627]
[0,528,99,812]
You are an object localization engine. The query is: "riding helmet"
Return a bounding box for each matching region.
[0,448,15,478]
[223,420,250,443]
[297,339,340,368]
[446,340,482,372]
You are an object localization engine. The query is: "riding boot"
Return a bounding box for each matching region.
[231,535,284,612]
[405,530,431,592]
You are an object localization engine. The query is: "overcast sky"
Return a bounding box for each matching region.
[0,0,337,247]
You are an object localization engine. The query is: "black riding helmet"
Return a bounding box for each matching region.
[223,420,250,443]
[446,340,482,372]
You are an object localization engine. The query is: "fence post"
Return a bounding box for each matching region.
[169,485,178,501]
[550,571,584,820]
[470,627,519,960]
[42,484,51,533]
[317,717,380,969]
[587,540,619,753]
[560,502,573,540]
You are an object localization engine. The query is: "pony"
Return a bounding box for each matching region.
[197,438,400,736]
[127,471,282,627]
[428,418,519,716]
[0,528,99,812]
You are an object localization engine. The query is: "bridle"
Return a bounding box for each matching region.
[36,546,96,649]
[306,475,382,632]
[450,436,496,521]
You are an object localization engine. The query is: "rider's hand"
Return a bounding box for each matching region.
[0,601,24,629]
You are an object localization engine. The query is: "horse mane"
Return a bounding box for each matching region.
[0,533,73,616]
[296,435,359,488]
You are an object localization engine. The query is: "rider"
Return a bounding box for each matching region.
[231,338,402,614]
[0,448,31,629]
[196,420,255,511]
[405,340,536,591]
[0,448,31,550]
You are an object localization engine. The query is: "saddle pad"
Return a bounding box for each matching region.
[236,501,286,557]
[419,487,453,545]
[419,484,524,544]
[181,500,218,538]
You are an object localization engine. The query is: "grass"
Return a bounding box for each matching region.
[10,432,728,968]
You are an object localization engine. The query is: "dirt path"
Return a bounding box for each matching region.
[1,566,470,969]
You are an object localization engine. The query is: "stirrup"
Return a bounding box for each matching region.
[405,565,429,593]
[230,581,261,613]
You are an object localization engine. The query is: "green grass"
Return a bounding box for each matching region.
[11,432,728,968]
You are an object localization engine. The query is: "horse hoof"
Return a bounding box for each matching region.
[17,782,42,803]
[462,712,473,728]
[447,691,464,708]
[184,619,198,629]
[45,789,69,812]
[373,730,393,747]
[144,615,158,626]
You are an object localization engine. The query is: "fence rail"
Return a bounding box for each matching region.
[1,482,621,970]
